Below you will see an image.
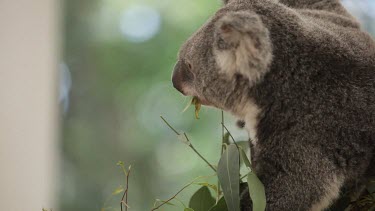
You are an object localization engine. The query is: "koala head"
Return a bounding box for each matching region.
[172,3,272,115]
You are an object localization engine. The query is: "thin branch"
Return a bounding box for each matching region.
[151,183,190,211]
[217,110,225,203]
[125,167,130,211]
[160,116,216,173]
[221,123,239,149]
[120,188,126,210]
[151,175,216,211]
[221,110,225,154]
[120,166,131,211]
[160,116,180,135]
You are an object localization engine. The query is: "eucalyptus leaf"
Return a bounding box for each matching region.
[189,186,216,211]
[208,197,228,211]
[194,182,218,193]
[111,186,124,195]
[223,133,230,145]
[247,172,266,211]
[239,146,266,211]
[239,147,251,167]
[217,144,240,211]
[237,141,250,153]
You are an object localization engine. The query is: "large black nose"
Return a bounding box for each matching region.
[172,62,185,94]
[172,61,194,95]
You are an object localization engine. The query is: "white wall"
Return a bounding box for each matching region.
[0,0,60,210]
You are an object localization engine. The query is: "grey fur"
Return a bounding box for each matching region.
[172,0,375,210]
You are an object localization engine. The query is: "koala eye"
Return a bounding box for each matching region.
[184,60,195,80]
[186,61,192,70]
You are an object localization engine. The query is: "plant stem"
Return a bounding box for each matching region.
[151,184,189,211]
[120,166,131,211]
[160,116,180,135]
[221,110,224,154]
[125,169,130,211]
[217,110,225,203]
[151,175,216,211]
[221,123,239,149]
[160,116,216,173]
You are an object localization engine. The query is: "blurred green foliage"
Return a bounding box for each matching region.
[61,0,249,210]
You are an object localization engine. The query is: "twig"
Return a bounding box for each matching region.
[217,110,225,203]
[125,166,130,211]
[221,123,239,149]
[151,175,216,211]
[221,110,225,154]
[160,116,216,173]
[151,184,189,211]
[160,116,180,135]
[120,165,131,211]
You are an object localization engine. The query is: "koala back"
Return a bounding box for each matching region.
[244,0,375,186]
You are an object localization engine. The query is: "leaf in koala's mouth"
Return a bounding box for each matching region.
[192,97,201,119]
[181,97,201,119]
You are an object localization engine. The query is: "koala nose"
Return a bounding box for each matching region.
[172,61,194,95]
[172,69,185,95]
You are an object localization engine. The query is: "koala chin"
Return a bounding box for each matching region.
[172,0,375,210]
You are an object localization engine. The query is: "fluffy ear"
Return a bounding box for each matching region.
[213,11,273,84]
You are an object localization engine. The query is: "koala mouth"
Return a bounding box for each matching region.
[194,95,212,107]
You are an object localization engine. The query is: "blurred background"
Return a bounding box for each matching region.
[0,0,374,211]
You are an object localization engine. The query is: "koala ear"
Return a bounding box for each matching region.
[214,11,273,84]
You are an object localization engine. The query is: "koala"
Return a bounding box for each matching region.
[171,0,375,210]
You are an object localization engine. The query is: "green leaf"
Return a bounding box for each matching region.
[217,144,240,211]
[111,186,124,195]
[247,172,266,211]
[189,186,216,211]
[238,142,251,168]
[193,182,218,193]
[237,141,250,153]
[184,208,194,211]
[239,147,251,167]
[239,146,266,211]
[223,133,230,145]
[208,197,228,211]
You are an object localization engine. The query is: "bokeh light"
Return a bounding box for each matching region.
[119,5,161,43]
